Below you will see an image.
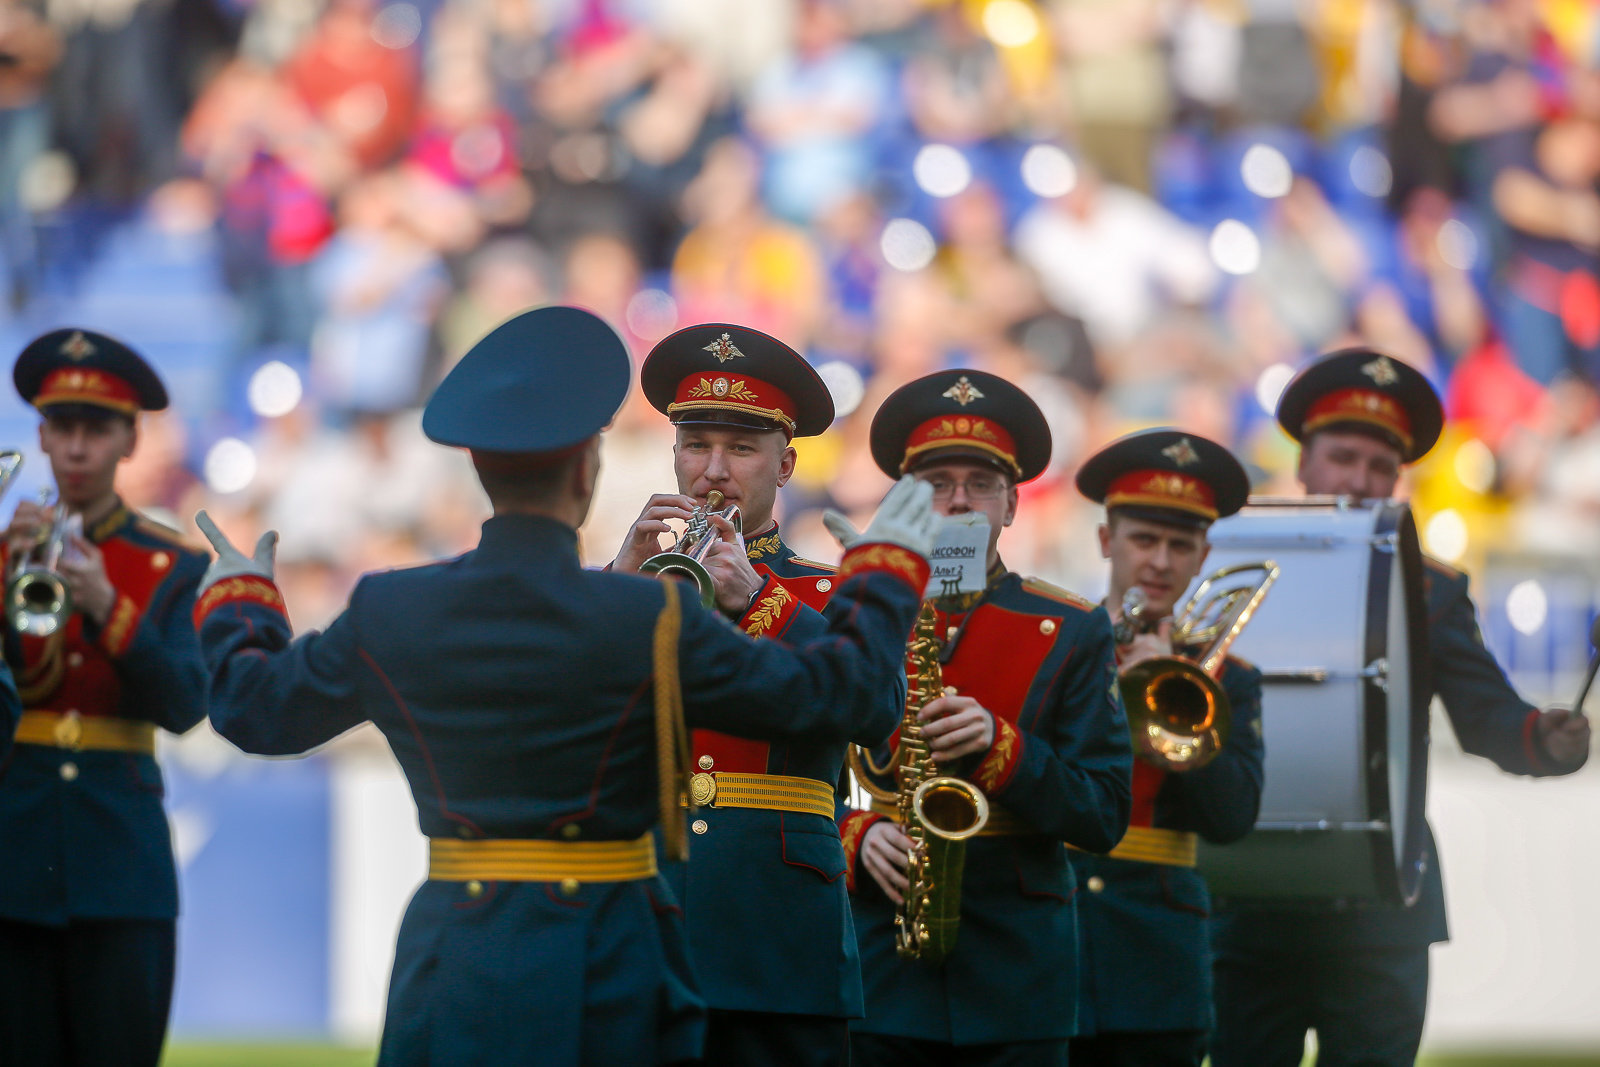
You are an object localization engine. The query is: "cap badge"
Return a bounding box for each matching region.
[942,376,984,406]
[703,333,746,364]
[688,376,755,401]
[1361,356,1400,387]
[60,331,96,361]
[1161,437,1201,468]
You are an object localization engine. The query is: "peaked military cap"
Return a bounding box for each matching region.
[1276,347,1443,464]
[1075,428,1250,529]
[422,306,630,453]
[870,369,1052,483]
[14,328,168,417]
[641,323,834,438]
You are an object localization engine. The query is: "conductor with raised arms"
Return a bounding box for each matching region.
[192,306,940,1067]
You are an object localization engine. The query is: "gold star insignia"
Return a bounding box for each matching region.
[60,331,96,361]
[1162,437,1201,468]
[1361,356,1400,387]
[703,333,746,363]
[942,376,984,406]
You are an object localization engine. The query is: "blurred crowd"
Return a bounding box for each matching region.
[3,0,1600,625]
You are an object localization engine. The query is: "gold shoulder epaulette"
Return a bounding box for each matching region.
[1020,576,1094,611]
[788,556,839,573]
[134,516,200,552]
[1423,555,1464,579]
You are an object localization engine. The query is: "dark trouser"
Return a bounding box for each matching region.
[851,1032,1068,1067]
[0,917,176,1067]
[698,1008,850,1067]
[1069,1030,1206,1066]
[1211,944,1428,1067]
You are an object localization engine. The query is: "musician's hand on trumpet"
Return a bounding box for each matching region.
[2,497,49,560]
[696,511,765,616]
[859,820,915,905]
[610,493,698,574]
[917,692,995,762]
[56,532,113,626]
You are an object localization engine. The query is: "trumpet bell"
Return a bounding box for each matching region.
[1119,657,1229,771]
[639,552,716,610]
[9,569,71,637]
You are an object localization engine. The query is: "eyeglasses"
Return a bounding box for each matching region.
[919,474,1008,502]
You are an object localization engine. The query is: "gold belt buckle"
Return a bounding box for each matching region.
[53,711,82,751]
[689,772,717,807]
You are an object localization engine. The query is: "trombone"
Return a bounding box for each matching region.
[1118,561,1279,771]
[639,490,742,609]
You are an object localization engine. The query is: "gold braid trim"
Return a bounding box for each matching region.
[653,580,691,862]
[743,582,792,636]
[17,631,66,704]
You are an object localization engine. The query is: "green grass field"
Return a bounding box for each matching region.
[159,1048,1600,1067]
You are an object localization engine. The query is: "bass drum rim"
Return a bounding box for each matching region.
[1362,503,1431,907]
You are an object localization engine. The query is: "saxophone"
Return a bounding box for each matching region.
[892,601,990,964]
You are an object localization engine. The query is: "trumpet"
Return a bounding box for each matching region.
[1117,561,1278,771]
[639,490,742,609]
[7,483,75,638]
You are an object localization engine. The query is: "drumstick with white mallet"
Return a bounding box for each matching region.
[1570,616,1600,721]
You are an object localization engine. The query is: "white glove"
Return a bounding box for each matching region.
[195,509,279,596]
[822,476,940,558]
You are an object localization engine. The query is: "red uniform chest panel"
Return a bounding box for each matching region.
[786,576,833,612]
[1129,760,1166,828]
[18,536,175,715]
[938,603,1063,728]
[691,562,837,775]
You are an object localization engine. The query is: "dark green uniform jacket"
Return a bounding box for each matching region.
[840,567,1133,1045]
[1070,653,1263,1035]
[661,528,901,1020]
[0,503,207,925]
[198,516,924,1067]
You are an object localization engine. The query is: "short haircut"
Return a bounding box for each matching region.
[471,448,583,508]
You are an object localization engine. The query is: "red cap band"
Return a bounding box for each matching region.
[1303,387,1413,452]
[1105,469,1218,520]
[667,373,797,432]
[34,367,140,415]
[901,414,1020,477]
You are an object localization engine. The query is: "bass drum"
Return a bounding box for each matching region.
[1195,498,1431,906]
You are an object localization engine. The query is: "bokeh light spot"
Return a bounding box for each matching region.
[983,0,1041,47]
[1507,579,1548,636]
[248,361,303,419]
[1454,437,1496,494]
[1021,144,1078,199]
[205,438,258,495]
[1209,219,1261,276]
[881,218,938,272]
[1424,508,1468,563]
[1241,144,1293,199]
[1349,146,1393,199]
[913,144,973,199]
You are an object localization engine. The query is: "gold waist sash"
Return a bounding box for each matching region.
[15,710,156,755]
[1068,825,1198,868]
[428,834,658,883]
[685,772,835,819]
